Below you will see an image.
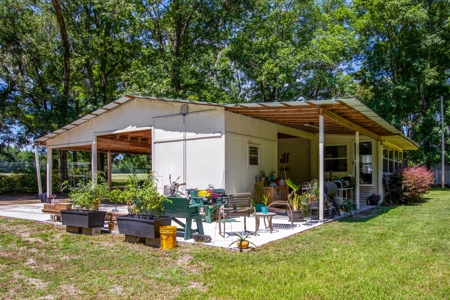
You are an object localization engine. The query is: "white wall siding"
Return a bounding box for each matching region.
[225,112,278,194]
[153,109,225,194]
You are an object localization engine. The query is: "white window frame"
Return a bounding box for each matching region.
[324,144,348,173]
[248,144,260,167]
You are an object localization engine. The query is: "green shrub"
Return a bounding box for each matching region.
[0,169,61,194]
[0,172,38,194]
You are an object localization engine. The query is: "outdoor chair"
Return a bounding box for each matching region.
[218,192,254,237]
[267,200,294,228]
[301,182,312,193]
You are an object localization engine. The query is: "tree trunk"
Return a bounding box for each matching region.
[60,150,68,190]
[52,0,71,185]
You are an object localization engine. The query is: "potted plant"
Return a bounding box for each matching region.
[229,232,256,250]
[60,173,109,232]
[269,169,276,181]
[116,172,172,244]
[261,193,270,214]
[285,179,304,222]
[259,169,266,182]
[253,181,264,212]
[366,193,381,206]
[106,188,127,230]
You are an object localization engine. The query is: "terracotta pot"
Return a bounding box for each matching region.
[237,240,249,249]
[108,222,114,230]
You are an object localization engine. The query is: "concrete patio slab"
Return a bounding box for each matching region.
[0,201,375,250]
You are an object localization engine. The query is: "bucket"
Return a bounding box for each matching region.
[160,226,177,250]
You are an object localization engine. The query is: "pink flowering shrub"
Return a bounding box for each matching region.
[401,166,434,204]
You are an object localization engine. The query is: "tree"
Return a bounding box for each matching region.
[354,0,450,166]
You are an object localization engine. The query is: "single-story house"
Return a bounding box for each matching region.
[34,95,418,221]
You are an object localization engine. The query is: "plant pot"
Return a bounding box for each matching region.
[261,206,268,214]
[255,203,263,213]
[108,222,114,230]
[237,240,249,249]
[287,210,304,222]
[116,215,172,239]
[60,210,107,228]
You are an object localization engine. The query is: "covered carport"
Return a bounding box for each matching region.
[34,97,153,197]
[34,96,418,222]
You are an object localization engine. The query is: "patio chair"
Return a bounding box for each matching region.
[301,182,312,193]
[267,200,295,228]
[218,192,254,237]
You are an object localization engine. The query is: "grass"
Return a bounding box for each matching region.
[1,190,450,299]
[110,173,148,187]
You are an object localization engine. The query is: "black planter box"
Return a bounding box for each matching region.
[60,210,107,228]
[116,215,172,239]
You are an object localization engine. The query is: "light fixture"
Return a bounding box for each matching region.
[180,104,189,116]
[304,123,319,129]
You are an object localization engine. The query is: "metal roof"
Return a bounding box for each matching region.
[35,95,418,151]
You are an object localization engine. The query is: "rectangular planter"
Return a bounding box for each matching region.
[116,215,172,239]
[287,210,304,222]
[60,210,107,228]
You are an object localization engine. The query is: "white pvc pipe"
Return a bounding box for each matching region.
[319,114,324,222]
[378,141,383,202]
[34,145,42,195]
[91,139,97,183]
[46,148,52,199]
[355,132,360,210]
[107,150,112,188]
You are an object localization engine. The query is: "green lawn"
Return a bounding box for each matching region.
[1,190,449,299]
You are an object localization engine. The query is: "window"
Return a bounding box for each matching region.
[249,145,259,166]
[324,145,347,172]
[359,141,372,184]
[383,146,403,173]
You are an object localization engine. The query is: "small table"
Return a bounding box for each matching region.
[253,212,276,234]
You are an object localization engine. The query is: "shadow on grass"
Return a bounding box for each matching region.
[336,205,398,223]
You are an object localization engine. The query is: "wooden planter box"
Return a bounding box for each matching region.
[60,210,107,228]
[116,215,172,239]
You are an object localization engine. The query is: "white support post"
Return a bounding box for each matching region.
[34,145,42,195]
[355,132,360,210]
[91,139,97,183]
[378,141,383,202]
[319,114,324,222]
[107,150,112,188]
[46,148,52,199]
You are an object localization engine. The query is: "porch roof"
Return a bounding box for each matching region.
[35,95,418,152]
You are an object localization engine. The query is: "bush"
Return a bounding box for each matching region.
[0,169,61,194]
[401,166,434,204]
[0,173,38,194]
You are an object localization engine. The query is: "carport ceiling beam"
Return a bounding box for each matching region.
[322,108,381,141]
[97,137,151,151]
